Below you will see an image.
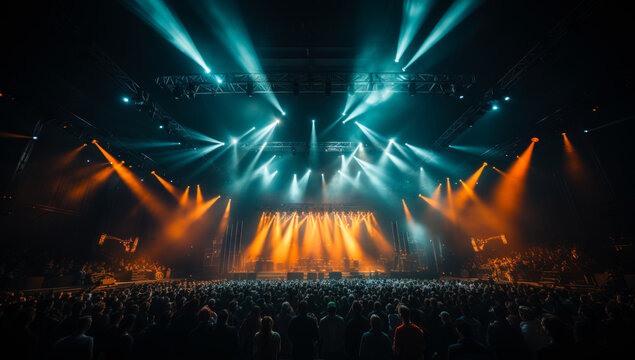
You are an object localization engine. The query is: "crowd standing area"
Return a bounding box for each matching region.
[464,246,595,284]
[0,249,168,290]
[1,279,632,360]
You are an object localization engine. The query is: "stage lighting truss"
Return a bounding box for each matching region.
[238,141,374,153]
[155,72,475,96]
[260,203,374,214]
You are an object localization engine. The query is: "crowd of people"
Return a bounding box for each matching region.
[0,248,166,290]
[1,279,632,359]
[466,246,595,283]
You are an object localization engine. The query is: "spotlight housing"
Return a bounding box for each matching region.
[531,137,540,143]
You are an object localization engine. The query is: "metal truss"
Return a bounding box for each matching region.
[238,141,374,153]
[433,0,597,148]
[89,45,192,144]
[260,203,374,213]
[155,72,475,96]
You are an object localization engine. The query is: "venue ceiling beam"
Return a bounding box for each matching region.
[155,72,475,96]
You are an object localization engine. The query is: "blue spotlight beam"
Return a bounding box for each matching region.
[403,0,483,70]
[355,122,386,149]
[201,1,284,113]
[125,0,211,73]
[395,0,436,62]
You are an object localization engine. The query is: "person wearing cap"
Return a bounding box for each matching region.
[319,301,346,360]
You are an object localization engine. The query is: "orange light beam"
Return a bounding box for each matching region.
[446,178,456,222]
[165,195,220,239]
[67,166,114,201]
[402,199,414,223]
[459,180,506,234]
[562,133,589,180]
[493,141,535,215]
[179,186,190,206]
[94,142,168,218]
[57,144,87,168]
[216,198,232,238]
[431,183,442,202]
[153,172,179,199]
[455,163,486,209]
[0,131,33,139]
[196,185,203,205]
[246,214,273,259]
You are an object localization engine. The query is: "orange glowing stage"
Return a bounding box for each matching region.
[242,210,392,273]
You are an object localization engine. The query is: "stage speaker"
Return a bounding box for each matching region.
[307,272,317,280]
[287,272,304,280]
[318,272,325,280]
[329,272,342,280]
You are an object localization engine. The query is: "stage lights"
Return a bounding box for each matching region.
[122,97,130,103]
[124,0,212,75]
[531,137,540,143]
[281,111,286,116]
[584,129,589,133]
[504,96,510,101]
[159,125,164,129]
[492,105,499,110]
[232,139,238,145]
[32,136,38,140]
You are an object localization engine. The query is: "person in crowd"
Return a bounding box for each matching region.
[518,305,549,355]
[345,300,370,360]
[369,301,389,333]
[486,305,525,360]
[447,319,491,360]
[456,305,483,345]
[0,278,633,360]
[241,305,262,358]
[135,312,172,360]
[536,316,574,360]
[359,314,393,360]
[319,301,346,360]
[52,315,93,360]
[253,315,281,360]
[439,311,458,360]
[213,309,240,360]
[276,301,294,358]
[288,300,319,360]
[393,305,425,360]
[386,303,402,337]
[187,307,214,358]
